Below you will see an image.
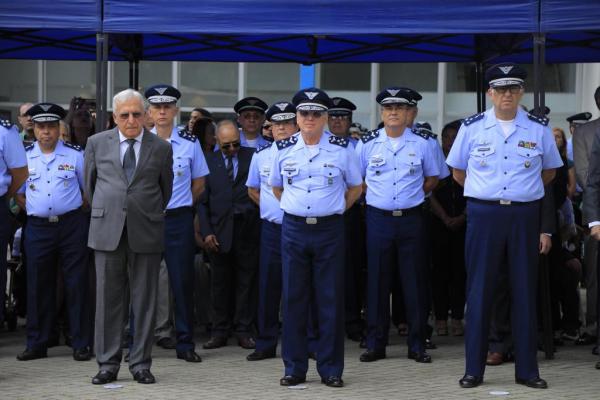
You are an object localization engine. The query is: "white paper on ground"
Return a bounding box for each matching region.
[103,384,124,389]
[288,385,307,390]
[489,390,510,396]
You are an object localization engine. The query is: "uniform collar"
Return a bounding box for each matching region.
[29,140,68,158]
[293,130,335,152]
[376,127,413,142]
[150,126,179,142]
[484,107,529,130]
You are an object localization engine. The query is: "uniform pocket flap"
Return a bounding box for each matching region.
[91,208,104,218]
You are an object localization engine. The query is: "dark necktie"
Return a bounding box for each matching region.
[226,155,234,182]
[123,138,136,183]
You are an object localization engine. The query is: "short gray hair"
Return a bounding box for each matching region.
[112,89,145,112]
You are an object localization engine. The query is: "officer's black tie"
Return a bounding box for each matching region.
[123,138,136,183]
[226,155,234,182]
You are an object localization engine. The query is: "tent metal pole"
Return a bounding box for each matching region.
[129,60,134,89]
[134,60,139,90]
[95,33,104,133]
[475,61,484,113]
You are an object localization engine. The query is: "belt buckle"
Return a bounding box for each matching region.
[392,210,403,217]
[48,215,59,223]
[499,200,511,205]
[305,217,317,225]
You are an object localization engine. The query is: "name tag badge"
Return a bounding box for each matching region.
[369,155,386,168]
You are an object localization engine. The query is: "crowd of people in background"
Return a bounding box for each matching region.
[2,62,600,389]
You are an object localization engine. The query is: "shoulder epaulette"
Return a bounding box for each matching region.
[178,129,197,142]
[256,143,271,153]
[527,112,549,127]
[275,135,298,150]
[0,119,14,129]
[329,135,349,148]
[360,130,379,144]
[411,128,430,140]
[25,144,34,151]
[463,112,485,126]
[64,142,82,151]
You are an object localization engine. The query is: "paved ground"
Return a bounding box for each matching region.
[0,324,598,399]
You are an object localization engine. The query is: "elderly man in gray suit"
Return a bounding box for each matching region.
[85,89,173,385]
[574,86,600,343]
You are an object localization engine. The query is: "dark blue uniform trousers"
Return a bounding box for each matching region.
[255,220,282,352]
[464,199,540,380]
[24,209,90,351]
[281,213,345,379]
[164,209,196,353]
[0,196,9,324]
[365,207,428,353]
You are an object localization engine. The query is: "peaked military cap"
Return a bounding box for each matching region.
[485,63,527,88]
[292,88,333,111]
[25,103,66,122]
[145,84,181,104]
[234,97,268,114]
[266,101,296,122]
[566,112,592,124]
[376,87,422,106]
[328,97,356,116]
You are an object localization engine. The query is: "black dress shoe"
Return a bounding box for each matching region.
[16,348,47,361]
[515,377,548,389]
[156,337,176,350]
[246,348,276,361]
[408,351,431,363]
[280,375,306,386]
[459,375,483,388]
[133,369,156,384]
[321,376,344,387]
[425,338,437,350]
[92,370,117,385]
[177,350,202,362]
[238,337,256,349]
[203,336,228,349]
[359,349,386,362]
[73,347,92,361]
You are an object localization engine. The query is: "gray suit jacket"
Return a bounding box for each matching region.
[84,128,173,253]
[573,118,600,223]
[584,130,600,225]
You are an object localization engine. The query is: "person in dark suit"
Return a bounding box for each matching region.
[197,119,260,350]
[584,128,600,369]
[85,89,173,385]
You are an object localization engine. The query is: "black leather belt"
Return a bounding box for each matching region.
[28,208,80,223]
[468,198,537,206]
[367,204,422,217]
[284,213,341,225]
[165,206,193,216]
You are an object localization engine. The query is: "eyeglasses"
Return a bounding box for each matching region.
[493,85,523,95]
[299,110,323,118]
[221,141,241,150]
[329,115,350,120]
[117,112,143,120]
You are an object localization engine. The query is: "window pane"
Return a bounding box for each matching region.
[47,61,96,103]
[0,60,38,104]
[379,63,438,92]
[247,63,298,105]
[113,61,173,99]
[180,62,238,108]
[321,63,370,91]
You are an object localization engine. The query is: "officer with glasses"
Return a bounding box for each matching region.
[447,63,562,389]
[269,88,363,388]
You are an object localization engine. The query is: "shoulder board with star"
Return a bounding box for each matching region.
[411,128,430,140]
[256,143,271,153]
[527,112,549,127]
[25,144,34,152]
[64,142,82,151]
[463,112,484,126]
[329,135,349,148]
[275,135,298,150]
[360,130,380,144]
[178,129,197,142]
[1,119,14,129]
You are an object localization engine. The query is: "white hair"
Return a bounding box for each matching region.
[112,89,145,112]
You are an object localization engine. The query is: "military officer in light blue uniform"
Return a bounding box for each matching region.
[270,88,363,388]
[15,103,92,362]
[246,101,297,361]
[328,97,358,148]
[447,63,563,390]
[234,97,271,149]
[356,87,439,364]
[0,120,28,330]
[145,84,209,362]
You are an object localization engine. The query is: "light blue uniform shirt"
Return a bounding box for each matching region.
[269,131,362,217]
[356,127,440,210]
[0,124,27,196]
[240,131,271,149]
[446,108,563,202]
[153,127,209,209]
[246,143,283,224]
[20,140,84,217]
